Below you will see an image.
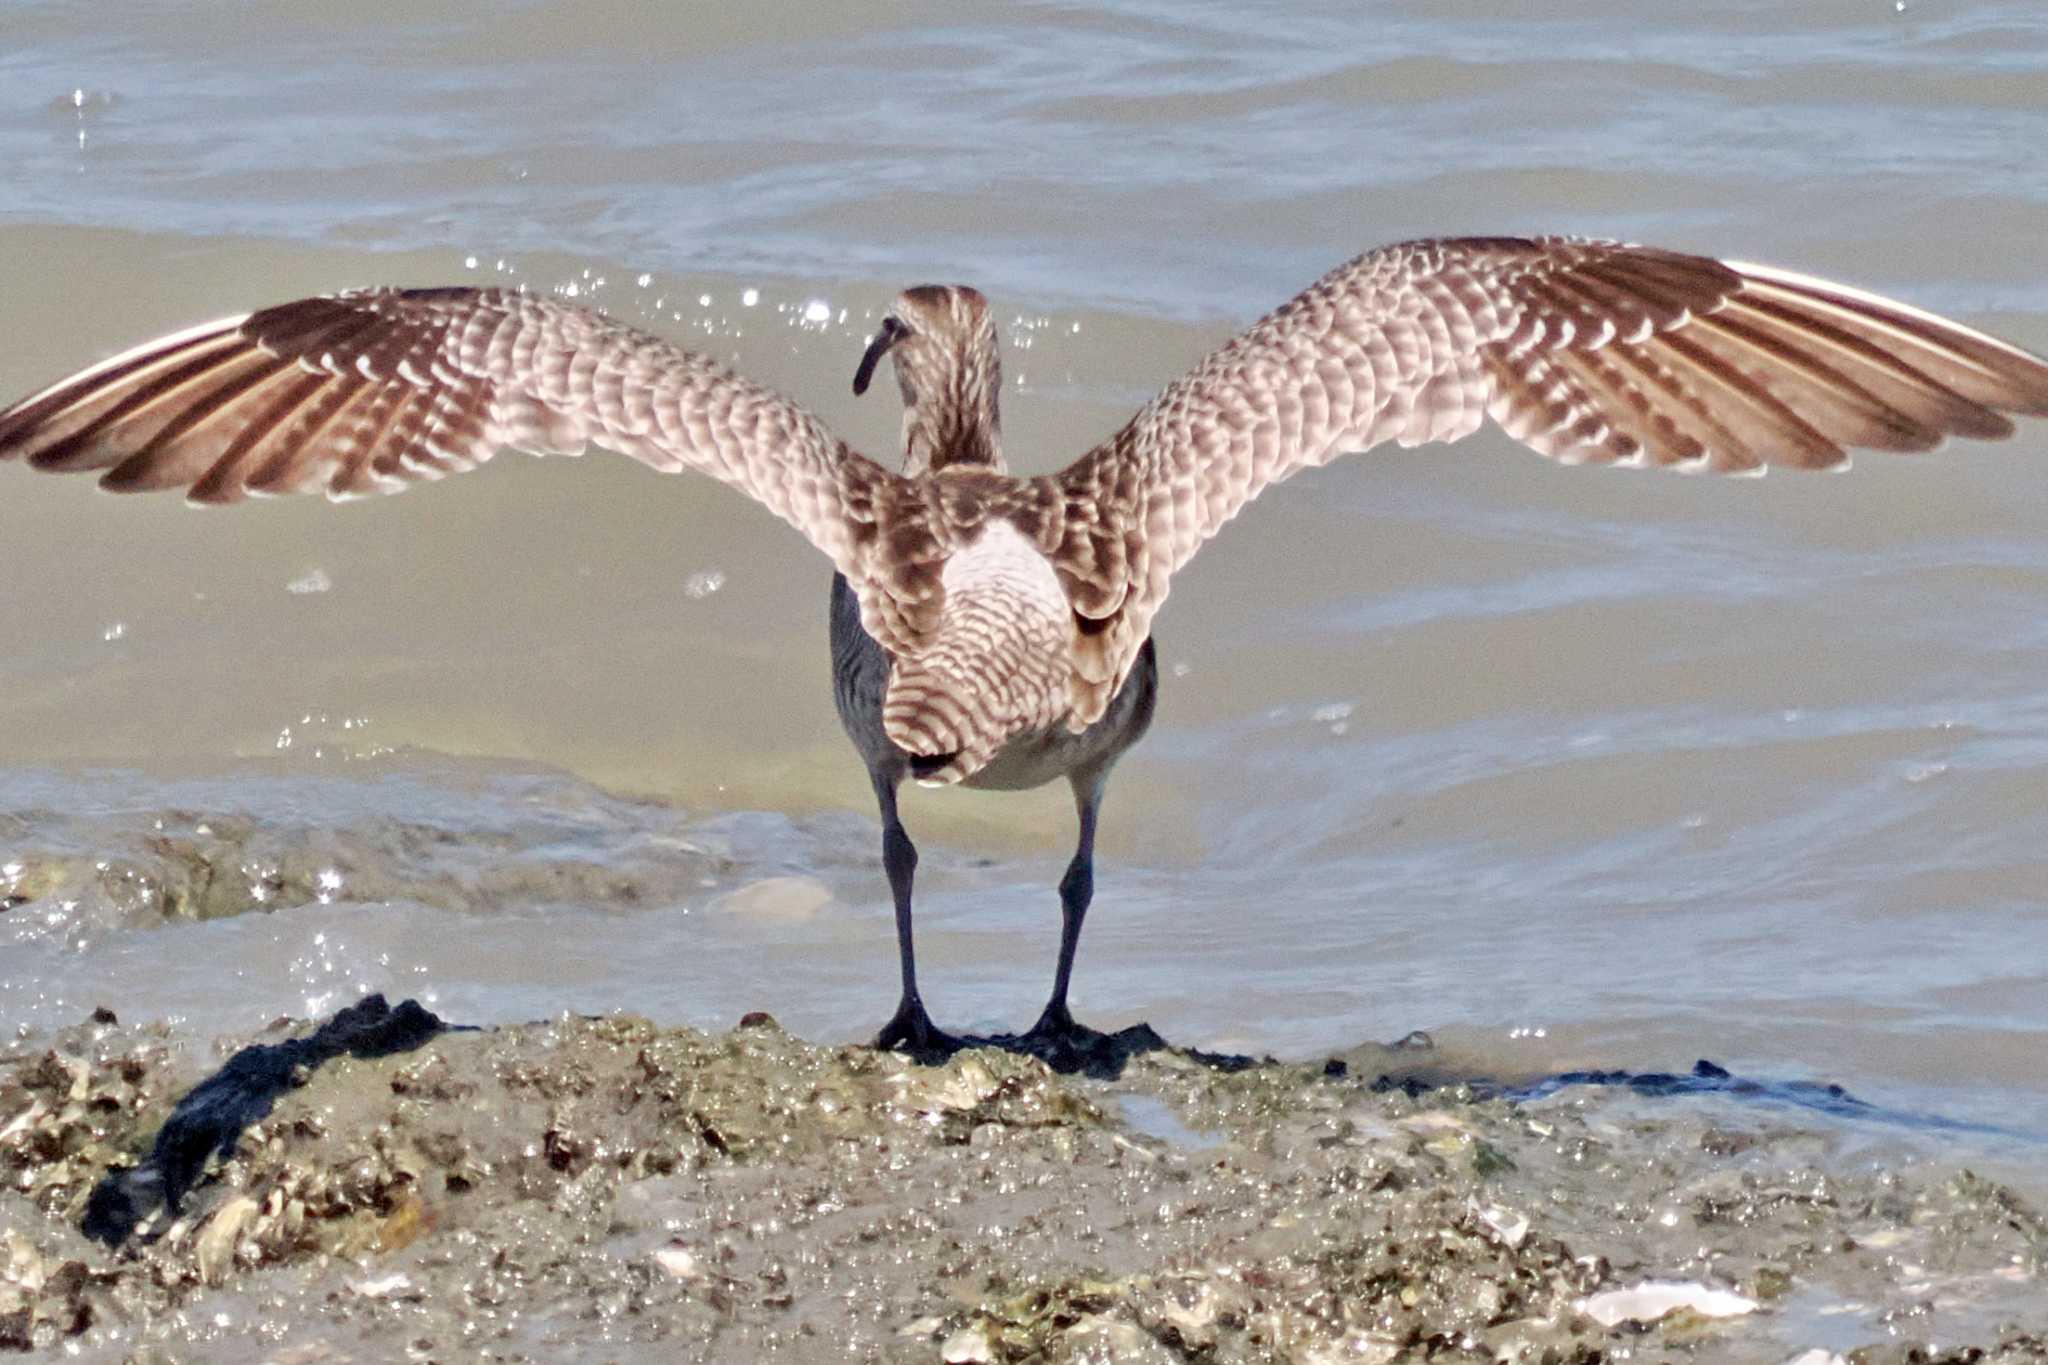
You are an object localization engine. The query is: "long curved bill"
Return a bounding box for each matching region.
[852,316,907,397]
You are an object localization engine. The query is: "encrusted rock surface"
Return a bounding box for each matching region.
[2,1003,2044,1362]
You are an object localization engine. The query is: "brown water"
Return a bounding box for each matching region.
[2,1,2047,1169]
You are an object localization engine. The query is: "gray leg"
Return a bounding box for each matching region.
[869,772,958,1057]
[1028,771,1104,1039]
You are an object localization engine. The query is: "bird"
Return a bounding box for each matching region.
[3,235,2047,1061]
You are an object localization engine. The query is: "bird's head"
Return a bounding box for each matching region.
[853,284,1003,476]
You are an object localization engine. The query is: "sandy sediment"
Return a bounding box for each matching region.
[2,999,2045,1363]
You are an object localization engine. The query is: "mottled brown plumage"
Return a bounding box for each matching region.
[4,236,2046,1055]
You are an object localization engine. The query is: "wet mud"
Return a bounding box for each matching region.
[0,793,731,940]
[4,999,2045,1362]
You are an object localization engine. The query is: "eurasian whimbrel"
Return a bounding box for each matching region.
[3,236,2047,1058]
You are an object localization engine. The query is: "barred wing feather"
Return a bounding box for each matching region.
[1047,236,2048,719]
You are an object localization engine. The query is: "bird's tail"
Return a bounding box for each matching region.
[882,521,1070,784]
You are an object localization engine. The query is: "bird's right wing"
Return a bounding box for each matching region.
[1041,236,2048,719]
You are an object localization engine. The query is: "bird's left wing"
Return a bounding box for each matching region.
[0,286,900,574]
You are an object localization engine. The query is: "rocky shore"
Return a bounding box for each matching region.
[3,998,2045,1363]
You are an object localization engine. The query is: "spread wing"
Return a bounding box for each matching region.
[0,286,904,576]
[1046,235,2048,718]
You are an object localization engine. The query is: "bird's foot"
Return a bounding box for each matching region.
[996,1002,1163,1073]
[873,999,963,1062]
[1020,1001,1104,1050]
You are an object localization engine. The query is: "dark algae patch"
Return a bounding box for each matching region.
[2,1003,2046,1361]
[81,994,449,1245]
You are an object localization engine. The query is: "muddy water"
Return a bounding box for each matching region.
[2,0,2047,1204]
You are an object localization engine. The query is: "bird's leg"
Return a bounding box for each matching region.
[1025,772,1106,1044]
[869,772,960,1058]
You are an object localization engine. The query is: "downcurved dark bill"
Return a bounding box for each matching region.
[852,317,907,397]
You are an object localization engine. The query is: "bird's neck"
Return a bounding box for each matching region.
[902,387,1004,475]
